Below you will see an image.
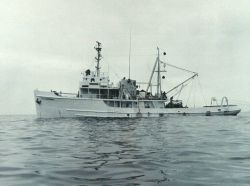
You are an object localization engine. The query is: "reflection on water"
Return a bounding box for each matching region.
[0,114,250,185]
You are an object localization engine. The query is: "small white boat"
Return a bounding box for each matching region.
[34,42,241,118]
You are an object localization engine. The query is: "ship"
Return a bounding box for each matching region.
[34,41,241,118]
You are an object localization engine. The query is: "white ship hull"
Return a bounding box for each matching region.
[34,90,241,119]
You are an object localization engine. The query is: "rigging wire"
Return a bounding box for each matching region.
[108,65,122,80]
[176,84,184,100]
[171,81,191,99]
[185,80,194,106]
[161,59,207,107]
[192,79,196,108]
[197,77,207,106]
[169,88,180,99]
[160,60,197,74]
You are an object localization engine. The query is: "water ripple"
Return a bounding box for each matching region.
[0,113,250,185]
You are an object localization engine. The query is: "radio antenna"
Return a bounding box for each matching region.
[128,31,131,79]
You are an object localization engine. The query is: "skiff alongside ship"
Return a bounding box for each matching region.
[34,42,241,118]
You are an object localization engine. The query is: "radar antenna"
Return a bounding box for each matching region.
[94,41,102,77]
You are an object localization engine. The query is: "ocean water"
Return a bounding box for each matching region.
[0,113,250,186]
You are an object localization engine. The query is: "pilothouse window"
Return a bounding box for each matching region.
[89,89,99,94]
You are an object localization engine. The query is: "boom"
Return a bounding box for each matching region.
[166,73,198,95]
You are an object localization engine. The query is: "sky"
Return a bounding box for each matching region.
[0,0,250,114]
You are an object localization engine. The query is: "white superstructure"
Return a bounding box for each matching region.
[34,42,241,118]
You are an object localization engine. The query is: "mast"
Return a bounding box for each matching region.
[157,47,161,98]
[94,41,102,77]
[128,31,131,79]
[146,47,161,98]
[146,58,158,94]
